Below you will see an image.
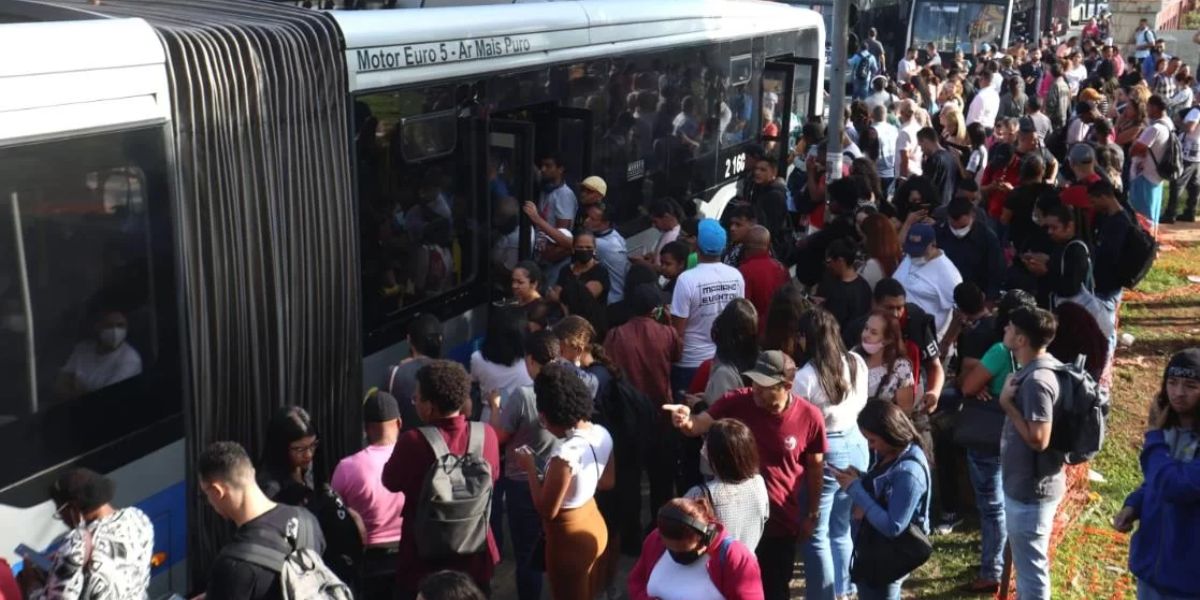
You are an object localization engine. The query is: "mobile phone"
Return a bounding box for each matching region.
[15,543,53,571]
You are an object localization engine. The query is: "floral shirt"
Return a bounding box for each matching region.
[866,357,915,403]
[31,507,154,600]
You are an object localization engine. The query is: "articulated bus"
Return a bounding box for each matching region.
[907,0,1016,61]
[0,0,824,593]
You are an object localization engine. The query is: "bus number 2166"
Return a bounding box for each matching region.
[724,152,747,178]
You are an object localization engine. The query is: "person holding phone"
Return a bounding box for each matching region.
[1113,348,1200,600]
[829,400,931,600]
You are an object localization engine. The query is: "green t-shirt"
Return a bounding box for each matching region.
[980,342,1018,397]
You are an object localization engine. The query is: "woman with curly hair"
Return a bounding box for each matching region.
[515,362,615,599]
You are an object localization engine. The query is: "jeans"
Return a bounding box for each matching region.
[1005,493,1062,600]
[756,534,799,600]
[967,450,1006,582]
[503,477,545,600]
[856,576,906,600]
[1137,579,1198,600]
[803,429,870,599]
[1164,160,1200,219]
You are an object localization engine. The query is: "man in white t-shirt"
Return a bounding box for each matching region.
[1133,18,1155,60]
[871,105,900,188]
[1129,95,1175,224]
[966,71,1000,132]
[893,223,962,340]
[1164,105,1200,222]
[896,99,924,177]
[897,46,920,84]
[669,218,745,397]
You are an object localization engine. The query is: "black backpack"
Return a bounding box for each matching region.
[593,377,656,465]
[1150,120,1184,179]
[1041,356,1109,465]
[1115,216,1157,289]
[853,53,873,83]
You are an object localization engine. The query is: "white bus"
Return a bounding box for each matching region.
[0,0,823,593]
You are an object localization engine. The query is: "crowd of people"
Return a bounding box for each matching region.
[8,19,1200,600]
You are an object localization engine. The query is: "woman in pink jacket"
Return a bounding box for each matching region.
[628,497,764,600]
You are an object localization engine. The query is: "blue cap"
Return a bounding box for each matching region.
[903,222,936,257]
[697,218,727,256]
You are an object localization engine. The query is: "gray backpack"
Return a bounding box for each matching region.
[414,423,493,559]
[220,515,353,600]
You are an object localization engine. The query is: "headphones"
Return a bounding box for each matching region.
[659,505,716,546]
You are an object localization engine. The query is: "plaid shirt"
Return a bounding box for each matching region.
[1153,73,1177,99]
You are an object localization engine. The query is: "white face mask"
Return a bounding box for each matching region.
[99,326,126,348]
[861,340,884,355]
[950,224,972,238]
[910,256,929,267]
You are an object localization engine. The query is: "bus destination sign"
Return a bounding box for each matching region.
[356,36,535,72]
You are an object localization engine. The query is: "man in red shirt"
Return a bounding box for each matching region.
[663,350,827,600]
[738,225,789,335]
[382,360,501,599]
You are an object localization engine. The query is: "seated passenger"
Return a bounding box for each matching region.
[57,310,142,399]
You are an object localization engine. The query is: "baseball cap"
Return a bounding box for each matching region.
[364,390,401,422]
[1068,143,1096,165]
[742,350,794,387]
[581,175,608,197]
[903,222,936,256]
[981,43,992,53]
[697,218,727,255]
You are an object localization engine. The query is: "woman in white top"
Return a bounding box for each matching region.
[857,309,917,410]
[685,419,769,550]
[702,299,760,406]
[515,362,614,600]
[470,308,533,421]
[792,308,869,600]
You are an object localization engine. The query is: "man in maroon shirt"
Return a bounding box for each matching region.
[663,350,827,600]
[738,225,789,335]
[381,360,501,599]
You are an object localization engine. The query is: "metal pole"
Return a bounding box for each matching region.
[1033,0,1043,41]
[10,192,38,415]
[826,0,851,181]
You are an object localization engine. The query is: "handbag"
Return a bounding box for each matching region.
[953,398,1006,454]
[850,454,933,587]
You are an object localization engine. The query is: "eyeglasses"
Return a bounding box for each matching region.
[289,440,320,455]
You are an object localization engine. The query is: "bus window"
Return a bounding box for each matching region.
[356,85,481,340]
[0,127,176,489]
[911,1,1007,55]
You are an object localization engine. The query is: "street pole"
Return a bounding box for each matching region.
[1033,0,1043,41]
[825,0,850,181]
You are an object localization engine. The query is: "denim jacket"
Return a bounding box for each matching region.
[848,442,931,537]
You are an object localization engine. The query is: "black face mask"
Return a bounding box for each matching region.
[668,547,706,565]
[573,249,595,264]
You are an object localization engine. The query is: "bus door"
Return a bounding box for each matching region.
[495,104,594,194]
[483,118,535,297]
[762,57,820,171]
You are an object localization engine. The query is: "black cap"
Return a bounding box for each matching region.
[364,390,401,423]
[745,143,766,159]
[1167,348,1200,381]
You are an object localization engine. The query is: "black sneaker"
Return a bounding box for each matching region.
[1161,214,1177,224]
[1180,213,1197,223]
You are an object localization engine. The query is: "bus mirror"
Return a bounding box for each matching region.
[399,110,457,162]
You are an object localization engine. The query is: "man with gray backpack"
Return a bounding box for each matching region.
[997,307,1107,600]
[198,441,352,600]
[382,360,501,600]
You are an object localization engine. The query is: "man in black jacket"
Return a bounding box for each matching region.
[936,197,1007,302]
[750,157,793,264]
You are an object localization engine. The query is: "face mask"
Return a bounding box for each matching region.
[573,249,594,264]
[99,326,126,348]
[950,224,972,238]
[861,340,884,355]
[668,547,706,565]
[910,256,929,267]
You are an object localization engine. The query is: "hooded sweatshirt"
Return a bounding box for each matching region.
[1124,428,1200,596]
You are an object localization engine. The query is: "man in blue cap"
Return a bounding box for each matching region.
[894,222,962,343]
[668,218,746,398]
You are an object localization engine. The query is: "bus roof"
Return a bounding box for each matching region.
[0,18,170,144]
[333,0,825,91]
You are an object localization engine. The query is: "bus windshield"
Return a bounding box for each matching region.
[910,0,1007,54]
